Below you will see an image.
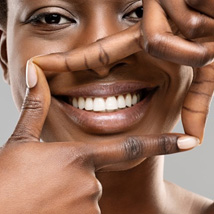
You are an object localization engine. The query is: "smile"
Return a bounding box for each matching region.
[53,81,158,134]
[64,91,149,112]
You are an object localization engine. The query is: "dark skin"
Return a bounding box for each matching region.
[0,0,214,213]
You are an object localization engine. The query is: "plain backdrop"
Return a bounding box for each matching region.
[0,68,213,199]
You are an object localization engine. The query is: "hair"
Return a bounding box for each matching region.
[0,0,7,28]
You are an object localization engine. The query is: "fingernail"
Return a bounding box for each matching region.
[177,136,200,150]
[26,60,38,88]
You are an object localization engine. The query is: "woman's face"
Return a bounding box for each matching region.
[5,0,192,143]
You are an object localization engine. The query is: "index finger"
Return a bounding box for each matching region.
[32,1,214,73]
[32,22,142,73]
[90,134,199,171]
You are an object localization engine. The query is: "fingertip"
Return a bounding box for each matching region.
[182,109,206,146]
[26,60,38,89]
[177,136,200,150]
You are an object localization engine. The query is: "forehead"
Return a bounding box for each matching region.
[8,0,140,7]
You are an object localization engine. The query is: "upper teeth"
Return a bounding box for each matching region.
[69,93,141,112]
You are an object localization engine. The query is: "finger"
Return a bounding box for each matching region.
[182,63,214,141]
[32,22,142,73]
[160,0,214,39]
[91,134,200,171]
[33,0,214,72]
[32,0,214,73]
[143,0,214,67]
[185,0,214,19]
[8,61,51,143]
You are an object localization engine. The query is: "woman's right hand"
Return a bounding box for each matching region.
[0,62,199,214]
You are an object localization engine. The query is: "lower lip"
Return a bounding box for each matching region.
[55,92,155,134]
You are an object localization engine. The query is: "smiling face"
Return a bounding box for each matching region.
[3,0,192,143]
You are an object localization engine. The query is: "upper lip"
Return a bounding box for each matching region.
[51,80,158,98]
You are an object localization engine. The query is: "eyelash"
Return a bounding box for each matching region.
[26,13,76,26]
[123,6,144,22]
[25,6,143,28]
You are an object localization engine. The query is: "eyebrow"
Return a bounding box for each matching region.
[19,0,142,11]
[22,0,139,5]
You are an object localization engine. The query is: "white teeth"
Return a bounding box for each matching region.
[78,97,85,110]
[125,93,132,107]
[85,98,93,110]
[93,98,105,112]
[71,92,142,112]
[132,94,138,105]
[72,98,78,108]
[106,96,118,110]
[117,95,126,109]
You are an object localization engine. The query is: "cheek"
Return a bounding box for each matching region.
[136,53,193,133]
[158,65,193,132]
[6,32,75,111]
[167,65,193,102]
[136,52,193,103]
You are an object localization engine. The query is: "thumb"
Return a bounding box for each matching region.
[8,61,51,143]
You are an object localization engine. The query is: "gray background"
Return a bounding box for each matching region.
[0,69,213,199]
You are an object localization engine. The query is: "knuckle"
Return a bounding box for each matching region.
[158,135,177,154]
[62,143,90,167]
[88,178,102,200]
[8,129,39,143]
[123,137,143,160]
[184,16,203,39]
[67,148,87,166]
[64,54,73,72]
[8,132,26,143]
[22,93,43,115]
[194,44,211,67]
[98,43,110,66]
[144,33,166,57]
[134,27,144,50]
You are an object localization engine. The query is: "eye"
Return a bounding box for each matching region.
[123,6,143,22]
[40,13,69,25]
[28,13,75,25]
[128,7,143,19]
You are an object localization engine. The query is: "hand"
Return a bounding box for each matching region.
[32,0,214,142]
[0,60,199,213]
[143,0,214,140]
[143,0,214,67]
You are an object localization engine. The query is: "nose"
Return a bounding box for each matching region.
[74,6,128,77]
[77,6,125,46]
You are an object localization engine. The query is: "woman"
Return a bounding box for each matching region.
[0,0,213,213]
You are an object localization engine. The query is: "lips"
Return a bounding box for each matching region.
[53,81,158,134]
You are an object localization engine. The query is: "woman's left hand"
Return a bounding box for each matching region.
[32,0,214,142]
